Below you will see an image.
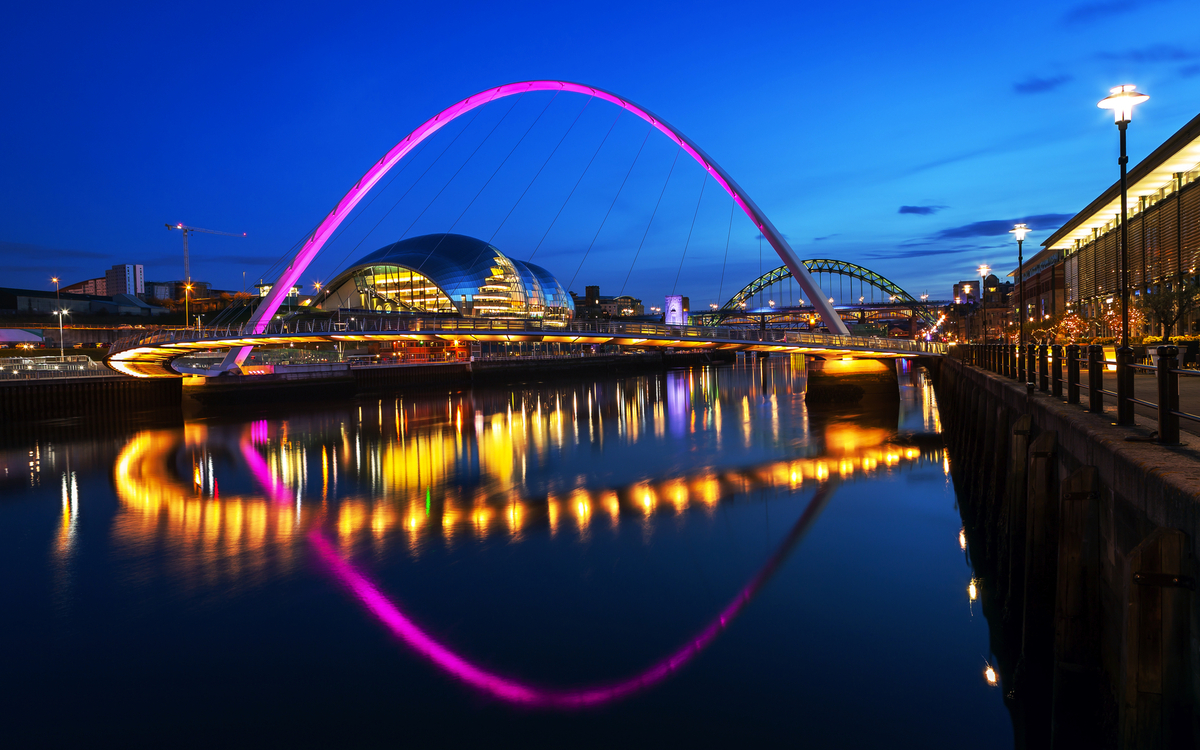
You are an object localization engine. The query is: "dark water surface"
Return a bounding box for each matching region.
[2,361,1011,748]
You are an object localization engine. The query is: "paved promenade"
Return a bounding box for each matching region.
[1064,370,1200,439]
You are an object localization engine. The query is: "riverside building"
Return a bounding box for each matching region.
[1030,111,1200,335]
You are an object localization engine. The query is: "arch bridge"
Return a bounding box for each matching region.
[691,260,938,328]
[106,81,948,377]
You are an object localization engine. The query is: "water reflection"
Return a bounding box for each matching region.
[84,361,948,707]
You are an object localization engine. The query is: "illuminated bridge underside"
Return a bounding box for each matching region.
[696,260,937,327]
[106,320,946,378]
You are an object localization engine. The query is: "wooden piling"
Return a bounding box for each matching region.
[1121,528,1195,749]
[1051,466,1103,748]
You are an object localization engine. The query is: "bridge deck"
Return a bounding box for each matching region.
[106,317,947,377]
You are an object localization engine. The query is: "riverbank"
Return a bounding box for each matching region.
[934,357,1200,748]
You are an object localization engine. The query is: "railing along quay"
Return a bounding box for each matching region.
[959,342,1200,445]
[0,355,119,381]
[108,317,948,357]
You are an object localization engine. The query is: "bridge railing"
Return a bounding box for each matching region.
[108,317,948,357]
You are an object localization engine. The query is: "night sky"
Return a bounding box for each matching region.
[3,0,1199,307]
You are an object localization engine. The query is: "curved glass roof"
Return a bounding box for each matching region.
[315,234,573,320]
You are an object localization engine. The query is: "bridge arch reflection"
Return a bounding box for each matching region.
[110,402,941,707]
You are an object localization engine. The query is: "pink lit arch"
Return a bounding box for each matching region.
[239,437,833,708]
[220,81,848,371]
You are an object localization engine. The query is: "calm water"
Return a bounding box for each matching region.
[2,360,1011,748]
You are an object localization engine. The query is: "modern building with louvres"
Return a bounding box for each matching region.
[1028,111,1200,334]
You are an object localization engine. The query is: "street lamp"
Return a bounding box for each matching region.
[184,283,194,329]
[53,309,68,359]
[1010,224,1029,361]
[1099,85,1148,425]
[51,276,60,303]
[1098,89,1148,329]
[977,264,991,345]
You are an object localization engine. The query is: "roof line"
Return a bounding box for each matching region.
[1042,110,1200,248]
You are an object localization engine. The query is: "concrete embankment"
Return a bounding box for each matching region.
[0,351,731,421]
[0,376,182,421]
[934,357,1200,748]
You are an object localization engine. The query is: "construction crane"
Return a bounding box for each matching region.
[165,223,246,285]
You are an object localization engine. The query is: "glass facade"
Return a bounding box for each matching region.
[314,234,574,323]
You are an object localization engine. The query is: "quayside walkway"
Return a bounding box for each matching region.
[106,317,947,377]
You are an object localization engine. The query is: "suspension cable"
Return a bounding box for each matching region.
[671,173,708,295]
[566,127,652,292]
[401,92,525,270]
[490,95,592,247]
[716,199,734,309]
[528,112,623,262]
[620,146,681,295]
[418,92,562,284]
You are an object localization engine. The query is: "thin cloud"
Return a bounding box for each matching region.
[1100,44,1197,62]
[1062,0,1167,24]
[898,205,946,215]
[1180,64,1200,77]
[813,234,839,241]
[933,213,1074,240]
[1014,74,1072,94]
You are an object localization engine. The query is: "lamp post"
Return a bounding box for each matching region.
[184,283,194,329]
[54,309,67,359]
[1099,85,1148,425]
[1097,85,1149,350]
[51,276,60,302]
[1010,224,1029,372]
[977,265,991,347]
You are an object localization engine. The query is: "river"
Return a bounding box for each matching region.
[1,359,1011,748]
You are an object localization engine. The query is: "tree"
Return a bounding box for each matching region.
[1138,279,1200,337]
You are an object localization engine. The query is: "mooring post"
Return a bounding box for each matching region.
[1039,344,1049,392]
[1066,344,1081,404]
[1051,466,1102,749]
[1121,528,1195,749]
[1116,345,1135,426]
[1051,344,1063,398]
[1155,346,1180,445]
[1087,345,1103,413]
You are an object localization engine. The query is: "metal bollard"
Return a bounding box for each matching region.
[1051,344,1063,398]
[1156,346,1180,444]
[1027,343,1037,385]
[1038,344,1049,392]
[1017,343,1026,382]
[1066,344,1080,404]
[1087,344,1103,413]
[1010,343,1018,380]
[1116,346,1135,426]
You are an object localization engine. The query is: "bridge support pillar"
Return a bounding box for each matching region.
[803,357,900,408]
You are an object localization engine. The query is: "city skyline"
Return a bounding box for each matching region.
[3,0,1200,306]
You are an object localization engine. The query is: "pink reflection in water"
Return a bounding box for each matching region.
[240,437,832,708]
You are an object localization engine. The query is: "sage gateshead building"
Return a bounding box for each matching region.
[309,233,575,325]
[1032,111,1200,333]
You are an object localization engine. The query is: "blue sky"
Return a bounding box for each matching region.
[2,0,1199,308]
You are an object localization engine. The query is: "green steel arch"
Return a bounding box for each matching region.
[721,259,937,325]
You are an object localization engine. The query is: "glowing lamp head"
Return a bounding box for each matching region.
[1098,84,1148,123]
[1010,223,1030,243]
[977,264,991,279]
[51,276,59,284]
[985,666,998,686]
